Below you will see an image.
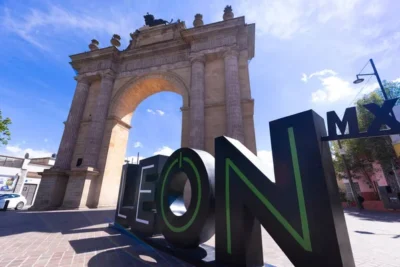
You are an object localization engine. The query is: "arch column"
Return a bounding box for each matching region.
[189,55,205,149]
[32,76,90,210]
[83,71,116,168]
[224,48,245,143]
[54,76,90,169]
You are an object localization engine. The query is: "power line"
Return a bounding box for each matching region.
[358,59,370,75]
[347,75,373,107]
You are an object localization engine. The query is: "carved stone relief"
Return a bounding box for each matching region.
[191,35,236,52]
[80,60,112,73]
[120,50,189,73]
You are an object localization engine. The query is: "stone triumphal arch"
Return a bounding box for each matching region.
[33,9,256,210]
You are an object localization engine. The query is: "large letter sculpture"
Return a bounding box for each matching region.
[114,110,356,267]
[215,110,354,266]
[322,99,400,141]
[128,155,169,237]
[156,148,216,248]
[115,164,140,227]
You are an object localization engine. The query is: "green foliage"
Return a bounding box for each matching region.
[332,84,399,190]
[355,92,396,168]
[356,92,383,132]
[375,80,400,101]
[0,110,11,145]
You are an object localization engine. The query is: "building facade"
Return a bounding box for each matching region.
[338,161,395,201]
[0,155,54,206]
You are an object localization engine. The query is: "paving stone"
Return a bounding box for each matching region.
[1,208,399,266]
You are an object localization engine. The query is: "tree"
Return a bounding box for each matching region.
[375,80,400,101]
[0,110,11,145]
[333,93,384,192]
[332,137,377,196]
[332,86,400,196]
[359,86,400,191]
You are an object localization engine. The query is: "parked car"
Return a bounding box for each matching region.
[0,194,27,210]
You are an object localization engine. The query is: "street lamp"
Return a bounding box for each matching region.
[353,58,389,100]
[353,75,365,84]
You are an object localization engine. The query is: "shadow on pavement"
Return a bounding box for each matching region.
[1,209,191,266]
[80,233,191,266]
[354,230,400,239]
[87,247,171,267]
[344,208,400,223]
[354,230,374,235]
[0,209,115,237]
[84,235,278,267]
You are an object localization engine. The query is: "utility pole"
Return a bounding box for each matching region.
[338,140,362,210]
[369,59,390,101]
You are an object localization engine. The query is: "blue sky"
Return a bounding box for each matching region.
[1,0,399,178]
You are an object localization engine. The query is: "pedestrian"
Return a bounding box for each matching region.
[357,194,365,210]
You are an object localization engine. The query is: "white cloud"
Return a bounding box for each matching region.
[1,4,142,51]
[133,141,143,148]
[362,82,379,95]
[301,73,308,82]
[311,90,328,102]
[153,146,174,156]
[44,138,48,143]
[302,69,337,83]
[311,76,354,103]
[5,145,52,158]
[5,145,22,154]
[313,75,400,105]
[316,0,361,24]
[359,26,382,38]
[156,110,165,116]
[236,0,362,39]
[147,109,165,116]
[232,0,398,71]
[393,78,400,83]
[363,0,385,18]
[309,69,337,79]
[310,72,382,104]
[237,0,307,39]
[257,150,275,182]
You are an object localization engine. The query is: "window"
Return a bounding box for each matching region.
[76,158,83,167]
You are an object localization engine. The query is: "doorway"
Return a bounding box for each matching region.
[22,184,37,205]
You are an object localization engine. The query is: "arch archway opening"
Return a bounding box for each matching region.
[125,90,183,163]
[94,72,191,208]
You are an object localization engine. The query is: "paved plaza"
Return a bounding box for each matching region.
[0,208,399,267]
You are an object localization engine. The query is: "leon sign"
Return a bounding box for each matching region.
[114,109,360,267]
